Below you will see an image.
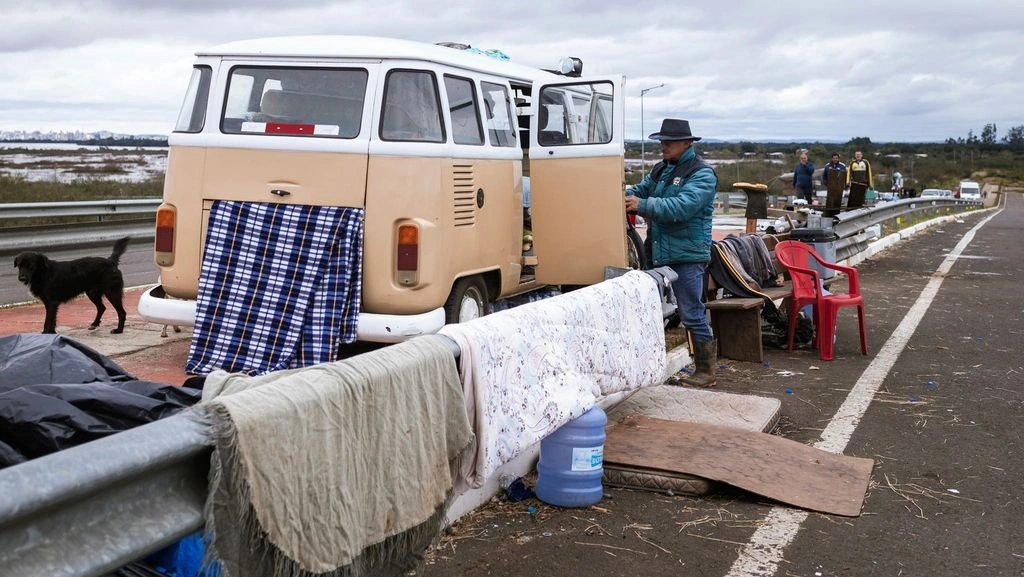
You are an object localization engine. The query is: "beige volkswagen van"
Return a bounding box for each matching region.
[138,35,631,343]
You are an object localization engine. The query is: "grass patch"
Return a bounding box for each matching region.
[0,174,163,228]
[0,174,164,204]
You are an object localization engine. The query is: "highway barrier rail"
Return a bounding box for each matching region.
[0,199,159,256]
[0,197,980,257]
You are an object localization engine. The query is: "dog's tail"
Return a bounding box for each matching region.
[109,236,130,266]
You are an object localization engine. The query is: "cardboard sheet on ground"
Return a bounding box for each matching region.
[603,415,873,517]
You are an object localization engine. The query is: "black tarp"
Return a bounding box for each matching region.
[0,333,200,469]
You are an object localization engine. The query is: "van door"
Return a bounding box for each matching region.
[528,76,626,285]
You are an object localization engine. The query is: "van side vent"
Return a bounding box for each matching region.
[452,164,476,227]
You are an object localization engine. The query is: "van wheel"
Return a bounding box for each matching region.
[445,276,490,324]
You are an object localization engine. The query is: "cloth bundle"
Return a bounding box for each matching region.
[200,335,473,577]
[712,233,780,291]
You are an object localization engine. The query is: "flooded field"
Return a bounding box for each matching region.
[0,143,166,183]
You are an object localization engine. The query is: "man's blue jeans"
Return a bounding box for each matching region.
[668,262,713,343]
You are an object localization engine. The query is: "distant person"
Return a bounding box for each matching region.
[892,170,904,195]
[625,118,719,387]
[793,153,815,204]
[847,148,872,191]
[822,153,847,187]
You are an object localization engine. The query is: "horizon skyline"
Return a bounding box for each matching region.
[1,2,1021,143]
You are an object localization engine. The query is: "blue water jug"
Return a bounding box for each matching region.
[535,405,607,507]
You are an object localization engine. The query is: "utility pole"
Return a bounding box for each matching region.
[639,83,665,179]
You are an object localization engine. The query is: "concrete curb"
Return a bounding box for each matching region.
[664,342,692,378]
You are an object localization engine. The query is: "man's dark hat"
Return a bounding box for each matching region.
[648,118,701,142]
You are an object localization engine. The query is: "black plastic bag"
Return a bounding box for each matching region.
[0,334,200,469]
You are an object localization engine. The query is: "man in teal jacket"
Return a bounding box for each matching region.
[625,118,719,387]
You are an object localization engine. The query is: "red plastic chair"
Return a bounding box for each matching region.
[774,240,867,361]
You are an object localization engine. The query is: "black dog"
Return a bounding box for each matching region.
[14,237,130,334]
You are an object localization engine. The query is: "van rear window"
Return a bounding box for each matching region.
[222,67,367,138]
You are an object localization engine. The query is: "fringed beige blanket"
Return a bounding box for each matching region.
[200,335,474,577]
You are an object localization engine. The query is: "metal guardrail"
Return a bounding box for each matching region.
[832,197,982,260]
[0,196,987,576]
[0,197,981,256]
[0,412,211,577]
[0,199,161,220]
[0,199,159,256]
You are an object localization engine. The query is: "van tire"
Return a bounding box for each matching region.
[444,276,490,324]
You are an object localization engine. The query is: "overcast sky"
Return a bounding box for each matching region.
[1,0,1021,142]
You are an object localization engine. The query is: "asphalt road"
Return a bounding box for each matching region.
[1,242,158,306]
[417,193,1024,577]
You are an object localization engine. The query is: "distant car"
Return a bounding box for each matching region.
[920,188,951,198]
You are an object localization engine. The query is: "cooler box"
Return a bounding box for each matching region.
[790,228,837,280]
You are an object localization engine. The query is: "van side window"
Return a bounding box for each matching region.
[593,93,614,143]
[538,82,614,145]
[381,70,445,143]
[174,66,212,133]
[538,90,569,146]
[221,67,367,138]
[443,75,483,145]
[481,81,516,147]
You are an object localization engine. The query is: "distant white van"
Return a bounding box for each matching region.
[959,180,981,200]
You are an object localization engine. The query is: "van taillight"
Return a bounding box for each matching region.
[397,225,418,271]
[396,224,419,286]
[155,205,176,266]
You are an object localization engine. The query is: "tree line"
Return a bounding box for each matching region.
[625,127,1024,192]
[946,123,1024,152]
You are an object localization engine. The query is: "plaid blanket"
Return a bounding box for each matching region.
[186,201,363,375]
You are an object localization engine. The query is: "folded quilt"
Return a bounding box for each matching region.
[200,335,473,577]
[439,270,666,489]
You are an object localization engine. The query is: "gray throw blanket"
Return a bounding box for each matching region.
[199,335,474,577]
[716,234,780,289]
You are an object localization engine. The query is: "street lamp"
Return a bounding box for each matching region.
[639,83,665,179]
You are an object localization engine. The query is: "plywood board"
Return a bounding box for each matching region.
[604,415,873,516]
[603,386,782,496]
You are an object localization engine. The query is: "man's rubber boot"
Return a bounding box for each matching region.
[681,339,717,388]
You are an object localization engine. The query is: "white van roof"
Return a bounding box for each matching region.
[197,35,566,85]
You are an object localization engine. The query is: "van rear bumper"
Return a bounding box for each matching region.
[356,307,447,343]
[138,285,197,327]
[138,285,446,343]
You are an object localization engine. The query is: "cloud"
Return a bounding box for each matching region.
[0,0,1021,141]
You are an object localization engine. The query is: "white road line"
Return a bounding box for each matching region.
[725,205,1004,577]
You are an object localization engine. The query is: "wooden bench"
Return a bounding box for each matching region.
[705,283,792,363]
[704,272,840,363]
